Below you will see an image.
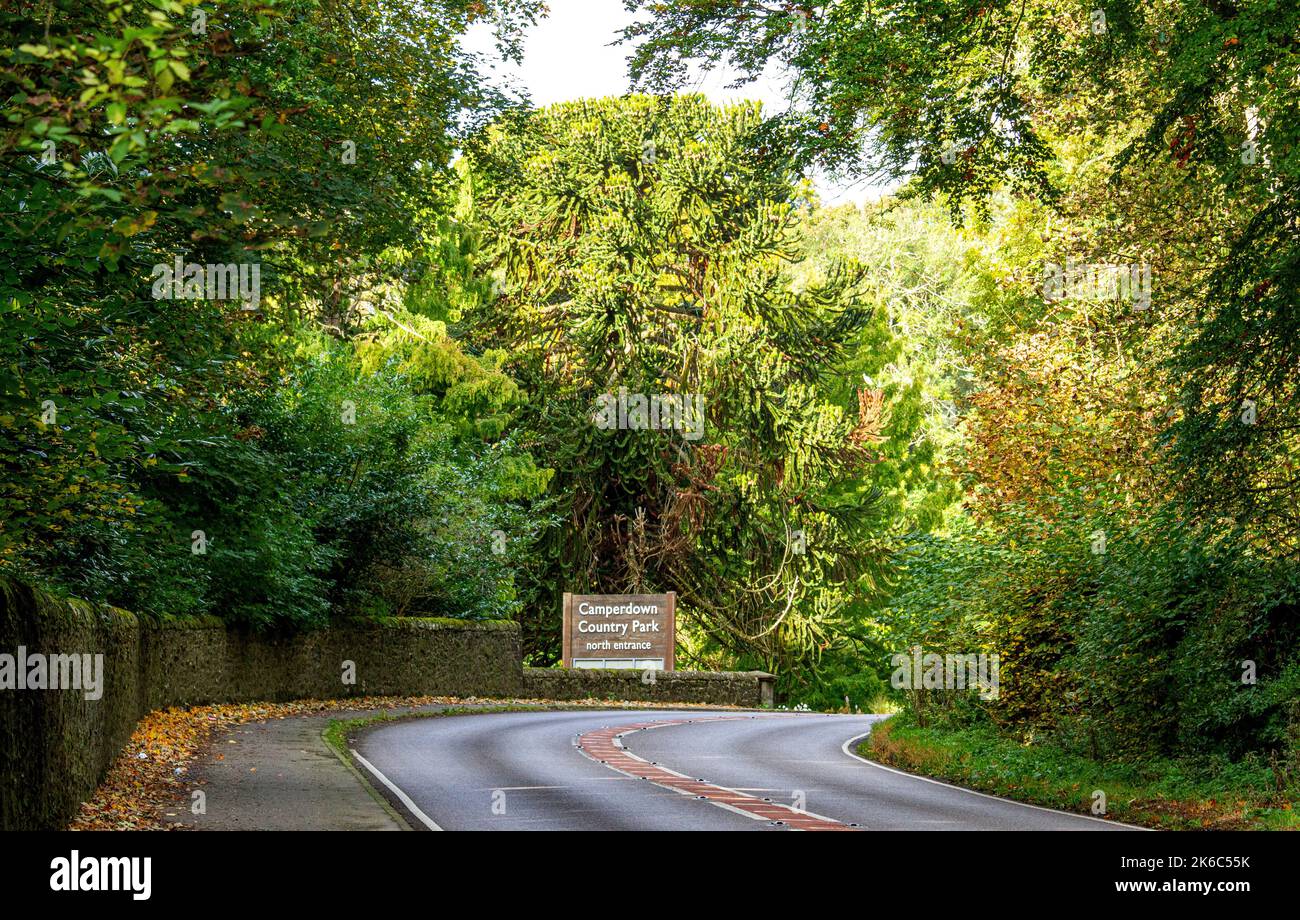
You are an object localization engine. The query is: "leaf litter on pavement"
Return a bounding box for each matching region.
[70,695,742,830]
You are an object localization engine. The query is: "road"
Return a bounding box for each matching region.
[352,710,1136,831]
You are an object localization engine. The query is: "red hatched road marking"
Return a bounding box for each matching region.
[576,717,857,831]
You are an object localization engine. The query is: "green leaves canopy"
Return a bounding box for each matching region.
[455,95,901,669]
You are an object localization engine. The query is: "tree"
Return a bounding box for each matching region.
[452,94,904,671]
[0,0,547,621]
[623,0,1300,551]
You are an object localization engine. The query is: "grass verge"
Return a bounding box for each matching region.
[860,715,1299,831]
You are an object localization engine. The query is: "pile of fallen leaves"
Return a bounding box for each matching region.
[70,695,739,831]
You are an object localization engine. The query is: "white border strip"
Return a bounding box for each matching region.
[839,730,1151,831]
[351,748,444,831]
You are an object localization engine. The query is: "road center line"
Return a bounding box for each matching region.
[576,717,859,831]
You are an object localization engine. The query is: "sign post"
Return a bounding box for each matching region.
[562,592,676,671]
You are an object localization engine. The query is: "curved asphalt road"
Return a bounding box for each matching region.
[353,710,1135,831]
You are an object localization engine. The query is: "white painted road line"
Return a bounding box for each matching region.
[351,747,444,831]
[838,731,1151,831]
[352,710,1135,830]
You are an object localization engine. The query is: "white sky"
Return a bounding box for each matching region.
[465,0,893,205]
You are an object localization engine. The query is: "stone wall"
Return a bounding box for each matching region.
[524,667,775,708]
[2,575,774,831]
[0,577,521,830]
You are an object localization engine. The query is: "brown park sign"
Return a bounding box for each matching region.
[562,592,676,671]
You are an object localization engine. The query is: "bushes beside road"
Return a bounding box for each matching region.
[862,714,1300,831]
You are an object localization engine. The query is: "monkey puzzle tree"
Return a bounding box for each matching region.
[455,95,912,671]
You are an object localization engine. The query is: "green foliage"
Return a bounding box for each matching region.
[868,712,1300,830]
[780,651,889,714]
[3,0,1294,796]
[851,184,1300,768]
[621,0,1300,772]
[452,94,926,671]
[878,500,1300,762]
[626,0,1300,543]
[3,320,547,627]
[1,0,547,626]
[623,0,1061,211]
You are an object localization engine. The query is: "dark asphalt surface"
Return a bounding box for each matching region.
[354,710,1136,831]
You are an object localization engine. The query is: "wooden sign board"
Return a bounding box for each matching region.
[562,592,676,671]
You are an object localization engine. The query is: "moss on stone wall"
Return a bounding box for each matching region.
[2,574,772,830]
[0,576,522,830]
[0,578,141,832]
